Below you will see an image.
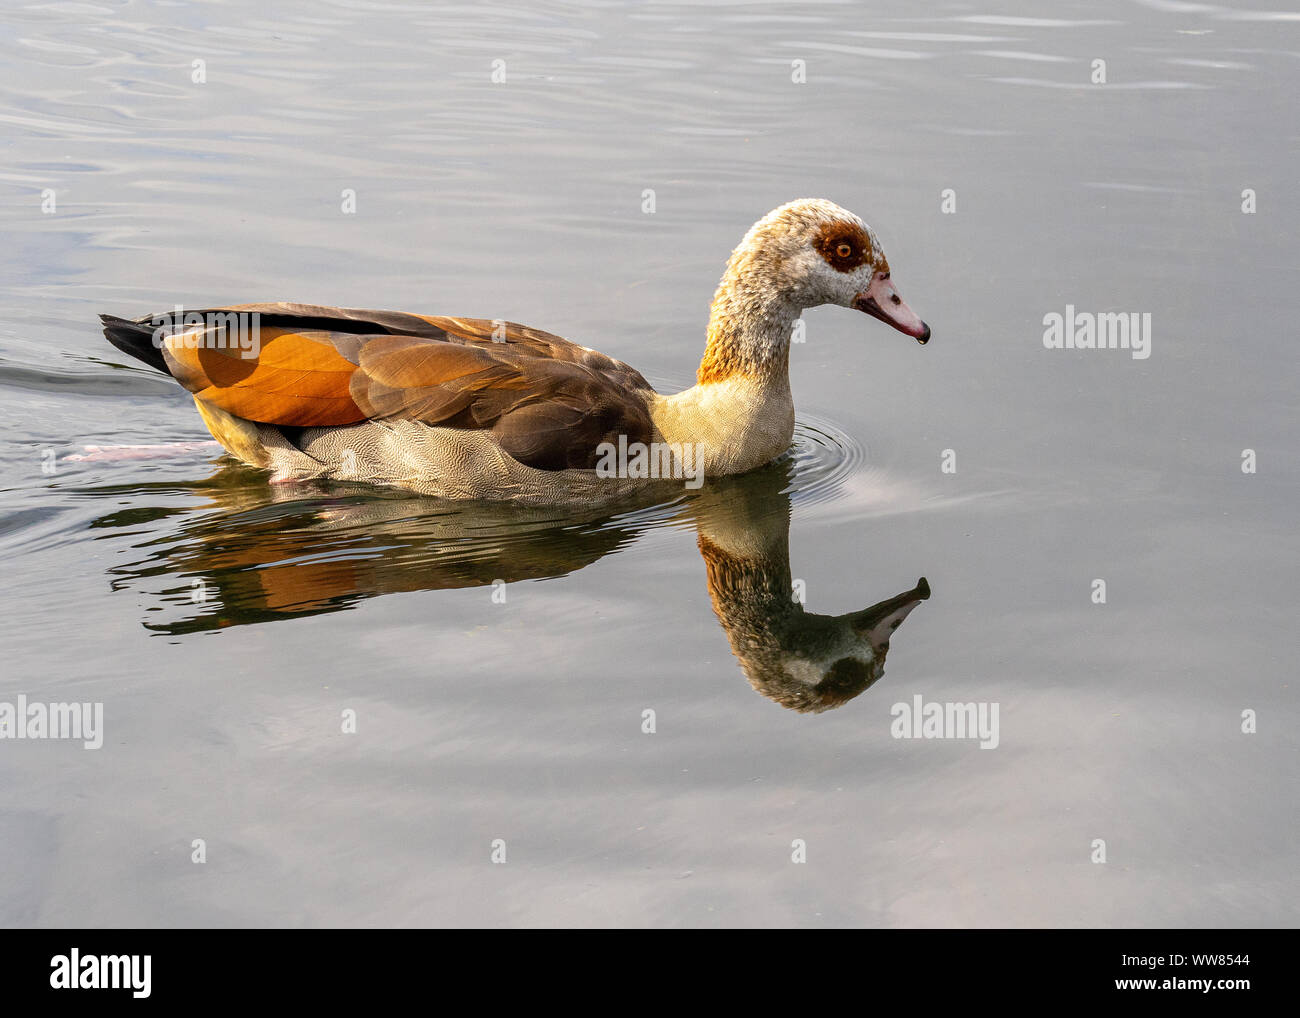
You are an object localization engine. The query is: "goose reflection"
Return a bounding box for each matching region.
[693,479,929,713]
[89,459,929,712]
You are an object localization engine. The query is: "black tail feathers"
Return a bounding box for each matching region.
[99,314,169,374]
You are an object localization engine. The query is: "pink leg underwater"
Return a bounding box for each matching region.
[63,441,222,462]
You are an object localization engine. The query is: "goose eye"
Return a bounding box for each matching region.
[835,242,853,258]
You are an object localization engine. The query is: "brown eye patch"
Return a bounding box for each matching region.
[814,221,872,272]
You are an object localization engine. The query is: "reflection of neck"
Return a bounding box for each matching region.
[694,487,927,714]
[696,500,872,713]
[697,529,795,647]
[696,488,795,636]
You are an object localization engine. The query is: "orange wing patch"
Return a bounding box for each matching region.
[163,327,364,427]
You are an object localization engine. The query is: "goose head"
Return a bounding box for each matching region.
[718,198,930,344]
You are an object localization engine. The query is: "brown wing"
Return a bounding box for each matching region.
[148,303,656,470]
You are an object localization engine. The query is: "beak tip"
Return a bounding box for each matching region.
[917,323,931,345]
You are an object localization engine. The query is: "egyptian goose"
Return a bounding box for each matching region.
[100,198,929,503]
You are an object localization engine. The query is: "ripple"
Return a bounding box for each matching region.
[784,414,866,509]
[955,16,1122,27]
[989,77,1210,90]
[0,358,177,397]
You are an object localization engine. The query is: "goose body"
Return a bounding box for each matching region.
[100,199,929,503]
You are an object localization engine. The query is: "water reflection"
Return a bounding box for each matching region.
[88,460,929,712]
[693,475,929,713]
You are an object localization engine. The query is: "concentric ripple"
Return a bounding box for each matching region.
[784,413,869,508]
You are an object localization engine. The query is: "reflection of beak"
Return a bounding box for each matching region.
[850,576,931,653]
[853,274,930,344]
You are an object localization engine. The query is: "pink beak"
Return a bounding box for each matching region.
[853,273,930,344]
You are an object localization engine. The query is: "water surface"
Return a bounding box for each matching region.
[0,0,1296,927]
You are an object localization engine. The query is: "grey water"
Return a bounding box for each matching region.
[0,0,1296,927]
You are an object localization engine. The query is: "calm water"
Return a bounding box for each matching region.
[1,0,1296,927]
